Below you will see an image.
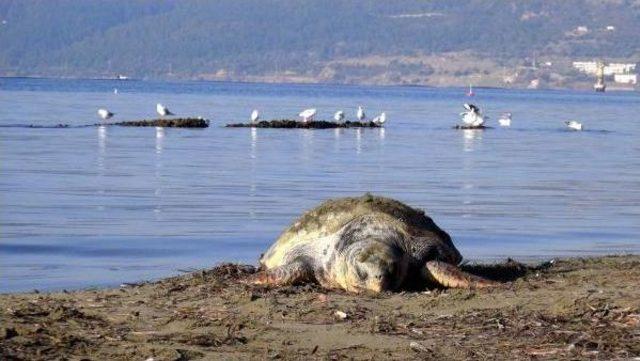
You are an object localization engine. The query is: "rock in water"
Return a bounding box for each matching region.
[453,124,492,130]
[113,118,209,128]
[226,119,380,129]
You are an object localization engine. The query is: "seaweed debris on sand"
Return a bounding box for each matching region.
[226,119,380,129]
[112,118,209,128]
[1,256,639,360]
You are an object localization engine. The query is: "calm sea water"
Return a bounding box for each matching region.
[1,78,639,292]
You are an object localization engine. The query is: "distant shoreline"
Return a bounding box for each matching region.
[2,75,636,93]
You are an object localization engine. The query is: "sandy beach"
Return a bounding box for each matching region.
[1,255,639,360]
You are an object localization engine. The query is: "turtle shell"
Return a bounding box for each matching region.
[259,194,442,268]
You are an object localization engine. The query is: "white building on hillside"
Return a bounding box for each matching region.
[572,61,598,75]
[573,61,637,76]
[614,73,637,85]
[604,63,636,76]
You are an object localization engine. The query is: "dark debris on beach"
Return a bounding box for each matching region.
[1,256,639,360]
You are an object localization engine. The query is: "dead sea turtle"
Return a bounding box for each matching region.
[253,194,495,293]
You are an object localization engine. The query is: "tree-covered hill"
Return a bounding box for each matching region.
[1,0,639,86]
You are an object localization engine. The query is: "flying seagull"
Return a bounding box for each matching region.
[97,108,114,120]
[251,109,260,123]
[460,103,484,127]
[156,103,174,117]
[565,120,583,131]
[463,103,479,113]
[372,112,387,126]
[299,108,317,123]
[334,110,345,122]
[357,106,366,121]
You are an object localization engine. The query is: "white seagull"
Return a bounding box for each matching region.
[460,103,485,127]
[357,106,366,121]
[97,108,114,120]
[251,109,260,123]
[298,108,317,123]
[156,103,174,117]
[498,112,512,127]
[565,121,583,131]
[334,110,345,122]
[372,112,387,126]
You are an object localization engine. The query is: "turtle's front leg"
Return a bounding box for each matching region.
[250,260,314,286]
[423,260,497,289]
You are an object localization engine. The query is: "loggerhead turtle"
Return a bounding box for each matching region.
[253,194,496,293]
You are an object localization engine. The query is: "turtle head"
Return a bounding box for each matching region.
[344,240,408,293]
[408,229,462,266]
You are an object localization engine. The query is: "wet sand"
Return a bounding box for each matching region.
[1,255,639,360]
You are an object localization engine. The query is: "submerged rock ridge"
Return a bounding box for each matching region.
[226,119,380,129]
[453,124,492,130]
[112,118,209,128]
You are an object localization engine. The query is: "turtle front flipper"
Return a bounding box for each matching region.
[423,260,497,289]
[250,260,314,286]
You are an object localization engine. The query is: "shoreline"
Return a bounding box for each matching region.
[2,75,637,93]
[1,255,639,360]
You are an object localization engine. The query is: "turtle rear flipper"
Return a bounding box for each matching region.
[250,260,314,286]
[423,260,497,289]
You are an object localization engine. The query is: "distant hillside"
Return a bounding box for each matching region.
[1,0,639,88]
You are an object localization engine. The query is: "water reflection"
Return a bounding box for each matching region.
[460,181,476,219]
[96,126,107,211]
[98,125,107,154]
[355,128,362,155]
[250,127,258,160]
[460,129,482,218]
[462,129,482,152]
[333,128,343,152]
[301,129,314,162]
[154,127,164,218]
[378,127,386,141]
[248,127,258,219]
[97,125,107,173]
[155,127,165,154]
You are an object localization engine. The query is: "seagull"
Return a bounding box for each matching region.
[334,110,345,122]
[372,112,387,126]
[298,108,317,123]
[460,103,484,127]
[97,108,114,120]
[498,112,512,127]
[565,121,583,131]
[156,103,174,117]
[251,109,260,123]
[357,106,366,121]
[463,103,479,113]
